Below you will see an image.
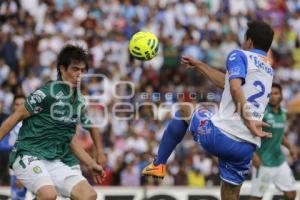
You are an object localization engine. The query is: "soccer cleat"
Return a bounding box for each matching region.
[142,162,166,179]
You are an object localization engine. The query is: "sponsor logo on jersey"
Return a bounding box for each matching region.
[196,120,212,135]
[249,55,273,76]
[29,90,46,105]
[272,123,285,129]
[27,157,38,165]
[34,90,46,99]
[228,53,237,61]
[55,91,64,99]
[228,66,241,76]
[237,169,250,176]
[252,111,262,119]
[33,166,42,174]
[53,109,65,115]
[33,106,42,113]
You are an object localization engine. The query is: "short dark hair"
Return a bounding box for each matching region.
[245,21,274,52]
[272,82,282,93]
[13,94,25,102]
[56,44,89,77]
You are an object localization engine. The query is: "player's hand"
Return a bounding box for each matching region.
[15,179,24,189]
[252,154,261,168]
[245,120,272,138]
[181,56,207,69]
[181,56,197,68]
[87,161,106,184]
[289,145,298,161]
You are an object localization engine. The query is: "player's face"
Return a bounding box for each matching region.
[60,61,86,87]
[13,98,25,112]
[269,87,282,106]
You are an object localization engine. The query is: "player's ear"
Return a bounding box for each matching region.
[59,65,67,74]
[248,38,254,49]
[243,38,252,50]
[279,93,283,102]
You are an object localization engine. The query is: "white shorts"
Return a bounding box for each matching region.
[12,155,86,197]
[250,161,296,197]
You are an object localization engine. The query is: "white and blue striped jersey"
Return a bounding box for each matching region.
[211,49,273,147]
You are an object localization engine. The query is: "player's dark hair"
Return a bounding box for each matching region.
[272,82,282,93]
[245,21,274,52]
[56,44,89,77]
[13,94,25,102]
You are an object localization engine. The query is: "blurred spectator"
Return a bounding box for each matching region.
[1,34,18,71]
[292,39,300,69]
[0,103,9,185]
[120,153,140,186]
[187,166,206,188]
[161,169,175,186]
[0,0,19,19]
[0,101,8,124]
[205,37,223,69]
[0,57,10,85]
[173,164,188,185]
[162,35,179,69]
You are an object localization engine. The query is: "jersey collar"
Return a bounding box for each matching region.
[267,104,282,114]
[249,48,267,56]
[56,76,82,102]
[56,76,76,97]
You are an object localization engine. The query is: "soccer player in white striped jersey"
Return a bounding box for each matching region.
[142,21,274,200]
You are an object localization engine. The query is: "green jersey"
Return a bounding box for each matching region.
[257,104,287,167]
[10,79,92,166]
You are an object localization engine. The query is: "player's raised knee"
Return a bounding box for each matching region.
[79,187,97,200]
[36,186,58,200]
[71,180,97,200]
[87,189,97,200]
[41,193,58,200]
[284,191,296,200]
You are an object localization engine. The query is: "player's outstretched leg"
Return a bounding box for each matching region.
[221,181,241,200]
[188,108,255,199]
[142,107,191,179]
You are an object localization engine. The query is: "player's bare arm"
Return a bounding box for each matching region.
[252,153,261,168]
[181,56,225,89]
[229,79,271,138]
[0,104,31,141]
[89,127,107,166]
[70,136,105,183]
[282,135,298,161]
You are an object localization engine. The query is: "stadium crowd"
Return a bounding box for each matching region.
[1,0,300,187]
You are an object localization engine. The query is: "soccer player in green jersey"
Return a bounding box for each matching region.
[250,83,297,200]
[0,45,106,200]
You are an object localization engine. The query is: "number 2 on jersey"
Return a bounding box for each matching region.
[247,81,266,108]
